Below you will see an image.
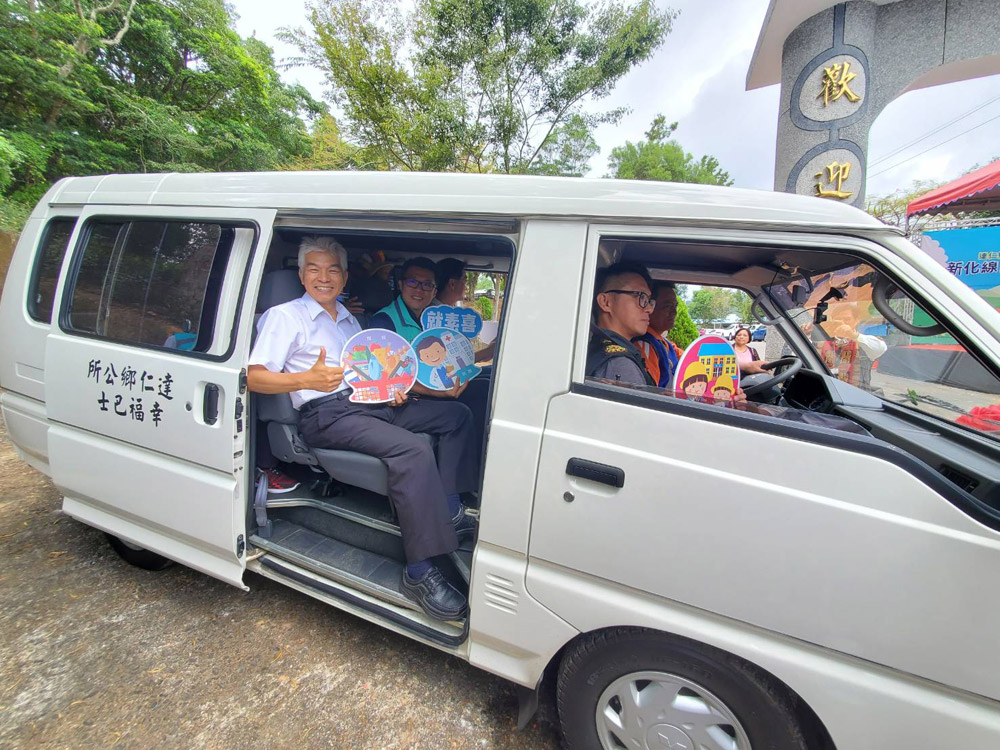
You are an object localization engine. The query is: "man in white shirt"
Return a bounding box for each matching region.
[247,236,477,622]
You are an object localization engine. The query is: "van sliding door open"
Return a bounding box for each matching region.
[44,206,275,588]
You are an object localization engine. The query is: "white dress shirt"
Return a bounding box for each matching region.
[249,294,362,409]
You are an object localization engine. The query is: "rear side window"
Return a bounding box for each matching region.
[27,218,76,324]
[65,220,236,353]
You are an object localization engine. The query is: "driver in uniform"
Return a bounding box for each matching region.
[586,262,746,405]
[586,261,657,385]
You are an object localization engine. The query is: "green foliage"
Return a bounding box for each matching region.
[286,114,359,171]
[666,297,698,350]
[0,135,18,194]
[0,0,324,226]
[865,179,945,232]
[527,114,599,177]
[607,115,732,185]
[0,196,33,233]
[686,286,748,322]
[282,0,674,173]
[473,295,493,320]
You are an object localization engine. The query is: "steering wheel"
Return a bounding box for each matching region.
[741,356,802,397]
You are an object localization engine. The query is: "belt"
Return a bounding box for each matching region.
[299,390,350,415]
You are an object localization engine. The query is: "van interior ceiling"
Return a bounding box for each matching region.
[246,224,515,641]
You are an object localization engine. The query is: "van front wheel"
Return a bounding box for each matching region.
[557,628,809,750]
[105,534,173,571]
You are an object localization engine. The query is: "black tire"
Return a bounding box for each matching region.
[557,628,809,750]
[105,533,174,571]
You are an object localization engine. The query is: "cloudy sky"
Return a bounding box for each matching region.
[233,0,1000,198]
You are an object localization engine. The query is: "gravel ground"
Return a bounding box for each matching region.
[0,414,562,749]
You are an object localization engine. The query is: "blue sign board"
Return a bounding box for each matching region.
[922,226,1000,292]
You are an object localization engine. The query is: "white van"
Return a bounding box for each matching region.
[4,172,1000,750]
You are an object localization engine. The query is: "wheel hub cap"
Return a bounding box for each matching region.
[596,670,751,750]
[647,723,694,749]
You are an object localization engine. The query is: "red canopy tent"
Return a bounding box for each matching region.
[907,159,1000,216]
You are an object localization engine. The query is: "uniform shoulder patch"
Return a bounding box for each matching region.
[603,343,627,354]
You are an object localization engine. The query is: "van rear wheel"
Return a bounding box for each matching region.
[105,533,173,571]
[557,628,809,750]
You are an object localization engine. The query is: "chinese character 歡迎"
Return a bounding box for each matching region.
[815,161,854,199]
[130,397,144,422]
[157,373,174,400]
[87,359,102,383]
[819,62,861,106]
[151,401,163,427]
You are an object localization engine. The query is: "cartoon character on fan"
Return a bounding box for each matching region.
[415,336,458,389]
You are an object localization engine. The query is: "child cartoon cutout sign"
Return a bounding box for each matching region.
[340,329,416,403]
[673,335,740,403]
[411,328,481,391]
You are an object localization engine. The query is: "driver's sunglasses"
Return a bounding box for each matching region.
[604,289,656,310]
[402,277,436,291]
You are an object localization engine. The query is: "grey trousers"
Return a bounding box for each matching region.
[298,394,478,563]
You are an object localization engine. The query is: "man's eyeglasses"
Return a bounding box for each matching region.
[402,278,436,291]
[604,289,656,310]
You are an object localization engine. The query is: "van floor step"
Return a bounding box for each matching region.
[252,519,419,610]
[250,519,471,625]
[266,491,476,581]
[267,490,400,536]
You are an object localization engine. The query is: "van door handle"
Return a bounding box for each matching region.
[203,383,220,425]
[566,458,625,488]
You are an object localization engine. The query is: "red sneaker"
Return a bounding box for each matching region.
[262,468,300,494]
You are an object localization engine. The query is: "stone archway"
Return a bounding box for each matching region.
[747,0,1000,207]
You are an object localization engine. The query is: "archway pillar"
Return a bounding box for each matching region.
[774,0,1000,207]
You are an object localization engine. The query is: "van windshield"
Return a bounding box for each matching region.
[764,262,1000,441]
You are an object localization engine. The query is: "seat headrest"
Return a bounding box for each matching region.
[257,269,305,313]
[351,274,395,313]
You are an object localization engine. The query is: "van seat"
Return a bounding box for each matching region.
[255,268,427,497]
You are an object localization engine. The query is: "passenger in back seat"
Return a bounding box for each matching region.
[247,236,478,622]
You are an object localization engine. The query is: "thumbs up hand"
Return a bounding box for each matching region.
[301,347,344,392]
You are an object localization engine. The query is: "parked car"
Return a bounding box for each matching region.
[705,322,739,339]
[4,172,1000,749]
[750,324,767,341]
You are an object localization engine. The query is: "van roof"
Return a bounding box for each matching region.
[47,171,887,231]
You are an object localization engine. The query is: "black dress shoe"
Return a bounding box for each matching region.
[452,507,479,541]
[401,567,468,621]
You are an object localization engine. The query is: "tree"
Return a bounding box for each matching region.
[687,287,745,322]
[286,114,359,171]
[527,114,599,177]
[667,297,698,349]
[607,115,732,185]
[0,0,323,229]
[865,179,946,240]
[281,0,674,174]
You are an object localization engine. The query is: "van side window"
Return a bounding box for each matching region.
[27,218,76,324]
[65,220,235,353]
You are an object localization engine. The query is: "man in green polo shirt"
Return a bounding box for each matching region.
[369,257,468,399]
[369,257,437,341]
